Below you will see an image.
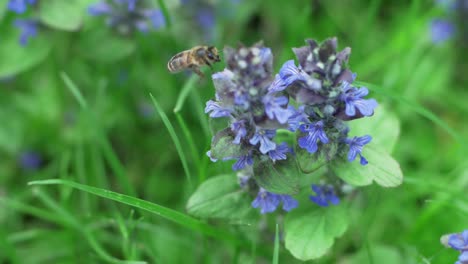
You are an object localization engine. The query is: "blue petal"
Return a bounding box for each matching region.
[280,195,298,211]
[88,2,112,16]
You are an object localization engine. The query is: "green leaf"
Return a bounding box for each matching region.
[284,205,349,261]
[78,29,136,62]
[332,144,403,187]
[209,129,245,160]
[348,104,400,153]
[342,244,404,264]
[253,157,300,195]
[39,0,83,31]
[296,145,331,174]
[0,29,51,78]
[186,174,255,221]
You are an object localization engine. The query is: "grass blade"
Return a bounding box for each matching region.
[175,113,200,168]
[173,75,198,113]
[60,72,136,196]
[60,72,88,109]
[28,179,245,247]
[272,223,280,264]
[150,94,193,189]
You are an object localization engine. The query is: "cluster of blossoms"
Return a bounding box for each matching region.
[442,230,468,264]
[431,0,468,44]
[5,0,165,46]
[6,0,39,46]
[205,38,378,214]
[88,0,165,35]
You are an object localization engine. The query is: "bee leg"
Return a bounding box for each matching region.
[202,58,214,70]
[190,66,205,78]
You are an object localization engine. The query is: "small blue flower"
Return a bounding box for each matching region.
[196,7,215,30]
[278,60,321,90]
[141,9,165,30]
[449,230,468,251]
[231,120,247,144]
[14,19,38,46]
[340,82,378,117]
[7,0,36,14]
[268,74,286,93]
[456,252,468,264]
[252,188,280,214]
[309,184,340,207]
[205,100,231,118]
[263,95,291,124]
[297,121,329,154]
[345,135,372,165]
[88,0,165,33]
[19,150,43,170]
[287,105,309,131]
[279,194,299,212]
[249,129,276,154]
[232,153,253,171]
[431,19,455,44]
[252,188,298,214]
[268,142,291,162]
[88,2,112,15]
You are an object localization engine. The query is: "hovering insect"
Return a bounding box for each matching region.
[167,46,221,78]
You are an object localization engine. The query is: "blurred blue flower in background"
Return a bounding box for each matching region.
[88,0,165,34]
[14,19,38,46]
[431,19,456,43]
[309,184,340,207]
[7,0,36,14]
[19,150,43,170]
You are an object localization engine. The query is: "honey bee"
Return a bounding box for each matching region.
[167,46,221,78]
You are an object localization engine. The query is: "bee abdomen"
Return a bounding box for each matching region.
[167,52,189,73]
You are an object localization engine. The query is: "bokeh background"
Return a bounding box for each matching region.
[0,0,467,263]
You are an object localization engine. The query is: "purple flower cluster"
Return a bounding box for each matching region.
[277,38,377,165]
[205,39,378,214]
[88,0,165,34]
[6,0,39,46]
[205,42,293,169]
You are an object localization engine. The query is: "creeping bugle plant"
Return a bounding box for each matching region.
[187,38,403,261]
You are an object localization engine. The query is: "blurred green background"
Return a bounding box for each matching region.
[0,0,467,263]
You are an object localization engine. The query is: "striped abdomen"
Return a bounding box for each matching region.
[167,51,192,73]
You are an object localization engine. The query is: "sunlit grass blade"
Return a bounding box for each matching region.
[150,94,193,188]
[273,223,279,264]
[60,72,88,109]
[356,81,463,144]
[173,74,198,113]
[28,179,245,247]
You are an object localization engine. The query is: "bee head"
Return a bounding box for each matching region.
[207,46,221,62]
